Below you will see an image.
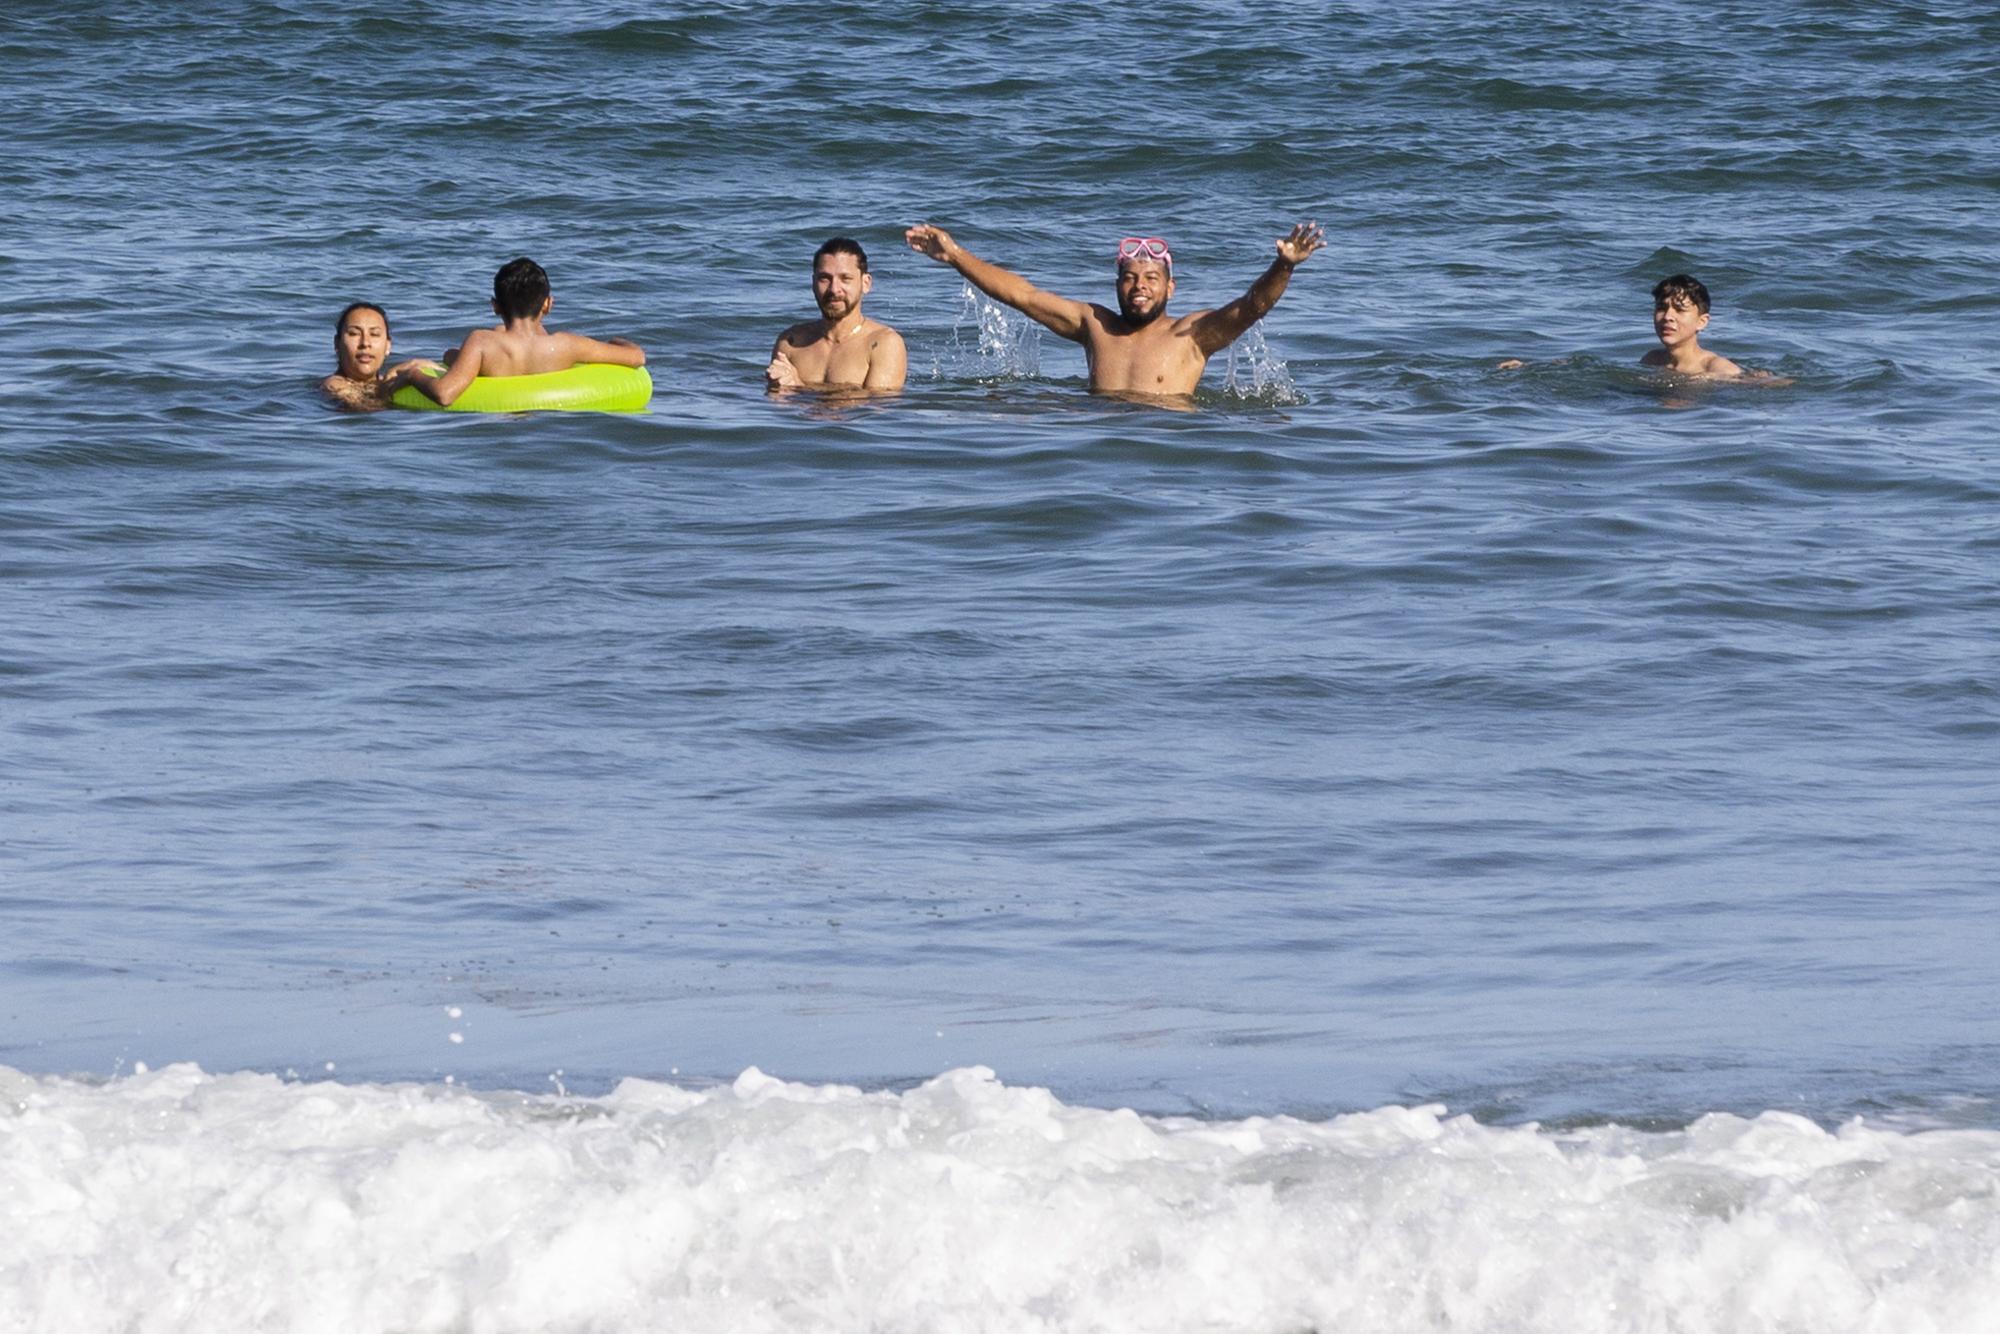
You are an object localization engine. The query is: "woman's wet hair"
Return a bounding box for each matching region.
[814,237,869,274]
[334,301,389,336]
[1652,273,1711,313]
[493,257,551,320]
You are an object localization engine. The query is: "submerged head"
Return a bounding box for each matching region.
[1652,273,1712,348]
[493,256,552,322]
[1114,236,1174,325]
[812,237,873,321]
[333,301,392,380]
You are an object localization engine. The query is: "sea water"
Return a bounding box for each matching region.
[3,2,1999,1329]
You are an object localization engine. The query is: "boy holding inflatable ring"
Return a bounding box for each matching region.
[402,257,647,409]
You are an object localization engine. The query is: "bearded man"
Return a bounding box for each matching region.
[903,220,1324,398]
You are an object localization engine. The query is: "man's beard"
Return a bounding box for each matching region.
[1118,299,1166,327]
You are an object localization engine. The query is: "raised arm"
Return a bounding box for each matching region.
[1189,221,1326,355]
[904,224,1091,343]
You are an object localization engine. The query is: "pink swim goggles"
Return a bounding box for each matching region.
[1116,236,1173,269]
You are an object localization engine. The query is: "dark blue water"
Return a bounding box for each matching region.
[3,1,1998,1127]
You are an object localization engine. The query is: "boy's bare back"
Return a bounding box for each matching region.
[454,325,642,379]
[406,258,645,408]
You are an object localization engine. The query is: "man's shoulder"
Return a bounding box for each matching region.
[1702,351,1744,377]
[775,320,826,348]
[864,319,904,345]
[1082,304,1130,336]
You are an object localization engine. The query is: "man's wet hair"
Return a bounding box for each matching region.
[1652,273,1711,314]
[334,301,389,336]
[814,237,869,274]
[493,257,551,320]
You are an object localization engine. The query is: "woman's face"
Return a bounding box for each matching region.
[335,308,391,379]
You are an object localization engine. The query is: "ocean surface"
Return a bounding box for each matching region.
[4,2,1999,1328]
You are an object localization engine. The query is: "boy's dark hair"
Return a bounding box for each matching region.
[334,301,389,335]
[1652,273,1711,314]
[813,237,869,274]
[493,257,551,320]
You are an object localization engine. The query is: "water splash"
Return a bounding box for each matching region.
[1219,323,1305,405]
[939,284,1042,381]
[936,290,1302,404]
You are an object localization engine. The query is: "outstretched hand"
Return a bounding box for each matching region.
[904,223,957,264]
[1276,221,1326,267]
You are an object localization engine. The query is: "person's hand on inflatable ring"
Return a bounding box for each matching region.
[384,358,446,388]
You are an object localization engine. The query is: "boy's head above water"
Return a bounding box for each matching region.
[493,257,552,322]
[1651,273,1712,349]
[1651,273,1711,316]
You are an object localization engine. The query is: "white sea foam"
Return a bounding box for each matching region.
[5,1064,1997,1333]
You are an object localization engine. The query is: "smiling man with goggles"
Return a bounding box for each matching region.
[904,217,1325,398]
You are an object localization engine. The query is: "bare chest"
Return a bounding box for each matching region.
[1085,324,1206,394]
[787,331,879,386]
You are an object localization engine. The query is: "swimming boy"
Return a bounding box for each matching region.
[1498,273,1752,378]
[1641,273,1742,378]
[320,302,442,411]
[767,238,907,392]
[902,221,1325,397]
[402,257,646,408]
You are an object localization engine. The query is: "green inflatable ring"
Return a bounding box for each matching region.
[391,363,652,413]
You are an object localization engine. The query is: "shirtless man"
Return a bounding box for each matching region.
[403,257,646,408]
[902,221,1325,397]
[766,238,907,393]
[319,302,441,411]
